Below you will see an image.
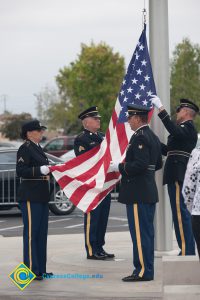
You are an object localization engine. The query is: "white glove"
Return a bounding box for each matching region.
[40,165,50,175]
[150,95,163,109]
[109,162,119,172]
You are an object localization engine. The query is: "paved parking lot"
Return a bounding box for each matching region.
[0,201,128,237]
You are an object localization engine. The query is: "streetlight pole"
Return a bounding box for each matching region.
[149,0,173,251]
[1,94,7,113]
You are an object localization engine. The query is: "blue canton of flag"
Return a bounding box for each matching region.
[118,24,156,123]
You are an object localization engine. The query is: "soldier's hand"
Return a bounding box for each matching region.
[109,161,119,172]
[40,165,50,175]
[150,95,163,109]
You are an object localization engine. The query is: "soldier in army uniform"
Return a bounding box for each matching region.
[16,119,52,280]
[151,96,199,255]
[111,104,162,282]
[74,106,114,260]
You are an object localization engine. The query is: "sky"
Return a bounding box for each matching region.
[0,0,199,117]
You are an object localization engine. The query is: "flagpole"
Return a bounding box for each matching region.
[149,0,173,251]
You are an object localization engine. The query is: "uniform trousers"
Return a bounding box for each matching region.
[20,201,49,275]
[126,202,156,280]
[84,194,111,256]
[167,182,195,255]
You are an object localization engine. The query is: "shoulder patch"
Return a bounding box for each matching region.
[79,146,85,152]
[138,144,143,149]
[18,157,24,163]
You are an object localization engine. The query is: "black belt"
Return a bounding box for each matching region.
[167,150,190,158]
[21,176,50,181]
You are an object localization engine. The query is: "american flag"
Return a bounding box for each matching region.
[50,24,156,213]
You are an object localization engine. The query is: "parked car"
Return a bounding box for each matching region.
[0,148,76,215]
[0,141,22,148]
[0,142,15,148]
[60,149,75,161]
[43,135,76,157]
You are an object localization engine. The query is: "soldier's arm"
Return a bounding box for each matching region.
[74,138,89,157]
[158,109,192,138]
[156,145,163,171]
[16,146,42,178]
[119,136,150,176]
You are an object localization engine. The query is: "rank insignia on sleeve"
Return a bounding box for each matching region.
[138,144,143,149]
[18,157,24,163]
[79,146,85,152]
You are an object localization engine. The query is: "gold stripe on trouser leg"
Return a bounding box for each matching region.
[133,204,145,277]
[27,201,32,270]
[86,213,93,256]
[175,182,185,255]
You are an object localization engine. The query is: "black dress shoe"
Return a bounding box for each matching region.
[34,275,43,281]
[101,249,115,258]
[122,274,153,282]
[87,253,107,260]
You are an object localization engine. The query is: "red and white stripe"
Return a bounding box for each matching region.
[50,98,132,212]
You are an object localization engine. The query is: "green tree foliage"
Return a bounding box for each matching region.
[0,113,32,140]
[46,100,74,133]
[170,38,200,130]
[56,42,125,132]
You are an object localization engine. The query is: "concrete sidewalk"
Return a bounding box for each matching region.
[0,231,199,299]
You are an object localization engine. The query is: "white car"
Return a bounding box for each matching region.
[60,149,75,161]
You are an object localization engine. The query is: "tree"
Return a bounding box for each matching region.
[34,85,60,126]
[46,100,74,133]
[0,113,32,140]
[56,42,125,132]
[170,38,200,130]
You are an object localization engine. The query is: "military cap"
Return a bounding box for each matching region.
[176,99,199,113]
[127,104,151,116]
[20,119,47,139]
[78,106,101,120]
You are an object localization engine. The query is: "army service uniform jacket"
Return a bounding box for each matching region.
[74,129,104,156]
[158,109,198,185]
[118,125,162,205]
[16,140,50,203]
